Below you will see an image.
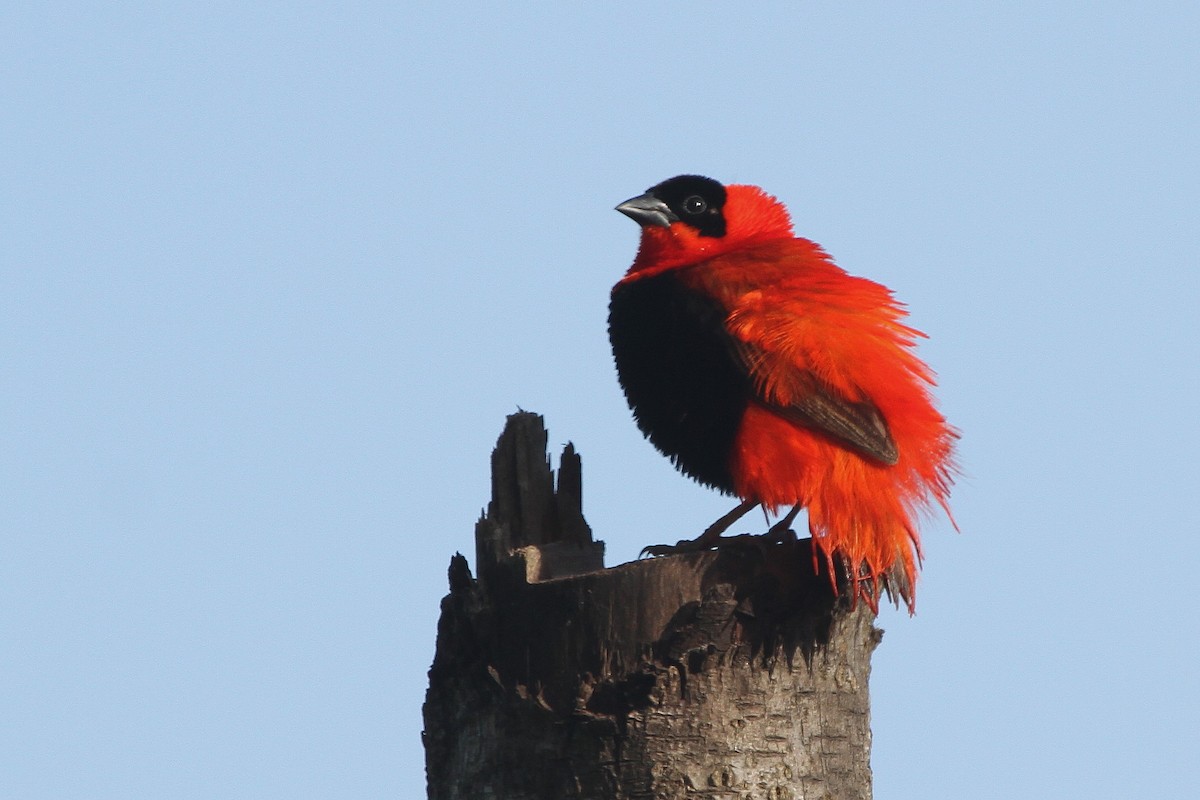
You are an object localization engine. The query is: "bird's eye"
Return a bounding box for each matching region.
[683,195,707,215]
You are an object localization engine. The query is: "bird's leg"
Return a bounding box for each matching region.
[640,498,759,557]
[765,504,802,543]
[703,504,804,556]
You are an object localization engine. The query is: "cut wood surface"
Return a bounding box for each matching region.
[424,412,880,800]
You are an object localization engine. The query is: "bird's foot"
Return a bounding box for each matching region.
[639,538,712,558]
[765,510,801,544]
[639,501,801,559]
[639,528,796,559]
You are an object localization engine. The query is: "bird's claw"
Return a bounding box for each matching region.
[639,540,702,558]
[640,528,802,560]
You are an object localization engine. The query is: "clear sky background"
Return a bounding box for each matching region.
[4,3,1198,798]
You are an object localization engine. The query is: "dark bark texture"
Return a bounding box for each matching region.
[424,412,881,800]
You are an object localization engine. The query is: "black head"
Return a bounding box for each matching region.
[616,174,728,238]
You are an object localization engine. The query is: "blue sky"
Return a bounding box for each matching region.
[4,3,1197,797]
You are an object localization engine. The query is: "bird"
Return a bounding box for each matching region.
[608,174,956,611]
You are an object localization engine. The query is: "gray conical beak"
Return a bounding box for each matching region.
[615,192,678,228]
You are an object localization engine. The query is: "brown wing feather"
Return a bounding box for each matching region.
[780,385,899,465]
[733,339,899,465]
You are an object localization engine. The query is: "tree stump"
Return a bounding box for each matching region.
[423,412,881,800]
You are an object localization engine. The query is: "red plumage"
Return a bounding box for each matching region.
[609,175,956,611]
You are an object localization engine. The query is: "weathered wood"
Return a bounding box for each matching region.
[424,412,880,800]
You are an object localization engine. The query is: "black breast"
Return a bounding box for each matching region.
[608,271,751,494]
